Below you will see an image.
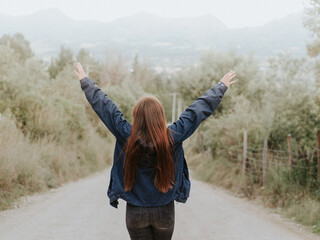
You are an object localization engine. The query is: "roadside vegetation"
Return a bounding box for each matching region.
[0,0,319,235]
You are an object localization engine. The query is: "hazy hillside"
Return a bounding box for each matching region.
[0,8,309,67]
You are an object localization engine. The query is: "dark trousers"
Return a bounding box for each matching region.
[126,201,175,240]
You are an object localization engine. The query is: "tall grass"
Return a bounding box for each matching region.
[0,50,115,210]
[0,105,114,211]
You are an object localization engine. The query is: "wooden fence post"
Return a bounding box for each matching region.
[242,130,247,177]
[262,136,268,186]
[317,130,320,182]
[287,134,292,169]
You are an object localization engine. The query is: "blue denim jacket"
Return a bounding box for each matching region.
[80,76,228,208]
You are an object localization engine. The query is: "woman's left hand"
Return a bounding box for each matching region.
[74,62,87,81]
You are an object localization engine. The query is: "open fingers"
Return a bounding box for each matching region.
[76,62,85,71]
[76,64,85,73]
[229,73,236,80]
[74,70,80,77]
[226,71,235,77]
[229,80,236,85]
[226,73,236,81]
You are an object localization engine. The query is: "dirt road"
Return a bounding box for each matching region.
[0,168,319,240]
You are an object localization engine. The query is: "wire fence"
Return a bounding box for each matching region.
[229,130,320,190]
[197,130,320,190]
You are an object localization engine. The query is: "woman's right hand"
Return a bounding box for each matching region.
[220,71,236,88]
[74,62,87,81]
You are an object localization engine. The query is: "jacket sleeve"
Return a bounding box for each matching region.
[168,81,228,143]
[80,76,131,143]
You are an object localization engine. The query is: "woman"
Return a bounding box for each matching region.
[74,62,236,240]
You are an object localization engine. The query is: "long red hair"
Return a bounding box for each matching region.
[123,96,176,193]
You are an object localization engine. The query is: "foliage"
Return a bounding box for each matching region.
[176,48,320,234]
[304,0,320,58]
[100,53,128,86]
[174,50,319,155]
[0,33,33,62]
[48,46,75,79]
[107,79,146,123]
[0,35,113,210]
[304,0,320,86]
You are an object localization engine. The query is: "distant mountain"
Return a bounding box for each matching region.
[0,8,310,67]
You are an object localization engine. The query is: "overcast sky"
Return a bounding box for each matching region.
[0,0,308,28]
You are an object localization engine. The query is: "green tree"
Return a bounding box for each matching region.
[304,0,320,86]
[175,50,260,115]
[0,33,33,62]
[48,46,74,79]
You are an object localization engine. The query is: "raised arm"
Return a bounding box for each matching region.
[168,71,236,143]
[75,62,131,143]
